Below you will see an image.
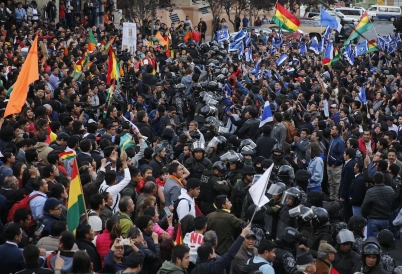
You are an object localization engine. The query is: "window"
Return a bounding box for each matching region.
[379,7,388,12]
[368,7,377,11]
[389,8,400,12]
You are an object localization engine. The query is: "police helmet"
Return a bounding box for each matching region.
[336,229,355,244]
[240,139,256,149]
[212,161,227,173]
[272,144,284,153]
[278,165,295,179]
[192,83,202,92]
[191,141,205,153]
[311,207,329,227]
[216,74,226,83]
[325,200,344,219]
[280,187,301,207]
[242,165,256,176]
[200,105,217,117]
[189,130,201,140]
[211,45,219,51]
[280,227,302,244]
[221,67,229,75]
[178,43,187,49]
[200,43,210,52]
[347,216,367,231]
[220,150,236,162]
[227,152,244,168]
[175,83,186,91]
[377,229,394,248]
[298,206,313,226]
[208,81,219,90]
[241,145,255,156]
[267,182,287,196]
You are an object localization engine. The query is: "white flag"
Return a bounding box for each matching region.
[248,164,273,207]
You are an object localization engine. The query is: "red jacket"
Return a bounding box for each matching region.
[96,229,113,266]
[358,137,375,158]
[192,31,201,42]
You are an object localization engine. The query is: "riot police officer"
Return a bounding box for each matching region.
[241,145,255,166]
[277,165,295,187]
[276,187,302,240]
[273,227,301,274]
[187,83,203,122]
[332,229,363,274]
[326,201,347,243]
[184,141,212,180]
[347,216,367,255]
[207,136,227,163]
[377,230,396,273]
[265,182,286,240]
[298,206,313,246]
[199,160,231,215]
[302,207,334,258]
[230,165,256,218]
[361,237,388,274]
[172,83,188,124]
[225,152,244,186]
[270,144,291,176]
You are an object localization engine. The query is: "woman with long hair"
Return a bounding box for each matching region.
[70,250,94,274]
[13,162,27,189]
[96,217,122,266]
[138,196,157,217]
[306,141,324,192]
[20,107,35,133]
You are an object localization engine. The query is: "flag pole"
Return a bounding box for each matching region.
[74,155,88,224]
[249,164,273,224]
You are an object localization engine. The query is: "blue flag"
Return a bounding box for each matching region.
[238,41,244,60]
[322,26,331,41]
[233,29,246,42]
[309,36,319,54]
[216,29,229,43]
[299,40,307,54]
[246,45,253,62]
[250,58,261,74]
[356,40,368,56]
[275,54,288,66]
[245,32,251,46]
[259,101,273,127]
[229,41,242,52]
[320,8,342,32]
[377,36,386,51]
[344,44,354,65]
[359,86,366,103]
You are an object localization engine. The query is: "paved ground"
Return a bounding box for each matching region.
[360,20,396,42]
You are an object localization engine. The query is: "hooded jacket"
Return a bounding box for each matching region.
[34,142,53,168]
[157,261,187,274]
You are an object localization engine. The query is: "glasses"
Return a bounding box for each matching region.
[52,207,62,211]
[115,246,124,250]
[147,221,154,226]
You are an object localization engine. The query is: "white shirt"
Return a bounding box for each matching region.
[183,232,204,264]
[99,168,131,213]
[176,188,195,221]
[88,210,103,232]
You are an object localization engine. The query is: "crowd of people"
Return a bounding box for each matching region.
[0,0,401,273]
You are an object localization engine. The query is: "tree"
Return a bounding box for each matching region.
[118,0,159,32]
[205,0,223,41]
[220,0,248,30]
[249,0,275,25]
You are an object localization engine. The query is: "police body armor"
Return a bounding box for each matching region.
[352,232,365,255]
[272,247,297,274]
[200,171,215,203]
[306,225,333,252]
[186,157,210,180]
[276,206,297,240]
[173,94,187,121]
[232,179,248,217]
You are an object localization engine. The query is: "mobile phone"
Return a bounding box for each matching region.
[121,239,131,245]
[164,206,172,217]
[36,224,44,233]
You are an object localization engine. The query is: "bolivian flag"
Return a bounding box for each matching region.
[106,48,123,86]
[344,12,373,45]
[368,39,379,53]
[272,3,300,33]
[88,29,97,51]
[67,157,86,234]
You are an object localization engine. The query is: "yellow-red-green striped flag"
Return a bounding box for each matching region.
[67,157,86,234]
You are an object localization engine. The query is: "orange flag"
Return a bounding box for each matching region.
[64,46,69,56]
[4,35,39,118]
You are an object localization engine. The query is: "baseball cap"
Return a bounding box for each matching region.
[294,77,303,81]
[44,198,63,212]
[245,230,256,239]
[330,104,338,108]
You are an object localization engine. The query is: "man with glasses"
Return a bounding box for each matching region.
[37,197,64,237]
[327,124,345,201]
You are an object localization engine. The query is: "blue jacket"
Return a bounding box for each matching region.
[328,134,345,166]
[235,81,249,96]
[307,156,324,189]
[14,8,27,22]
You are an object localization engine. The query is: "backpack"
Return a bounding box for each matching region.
[79,209,99,225]
[241,257,268,274]
[172,198,191,225]
[112,212,131,222]
[7,193,42,223]
[284,121,298,144]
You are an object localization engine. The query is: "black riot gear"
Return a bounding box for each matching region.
[311,207,330,227]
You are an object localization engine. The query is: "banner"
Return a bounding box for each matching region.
[122,22,137,56]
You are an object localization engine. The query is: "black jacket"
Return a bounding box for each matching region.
[75,239,102,272]
[256,135,277,159]
[349,174,366,206]
[340,159,358,200]
[361,184,395,220]
[142,72,157,86]
[76,152,94,167]
[238,118,260,141]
